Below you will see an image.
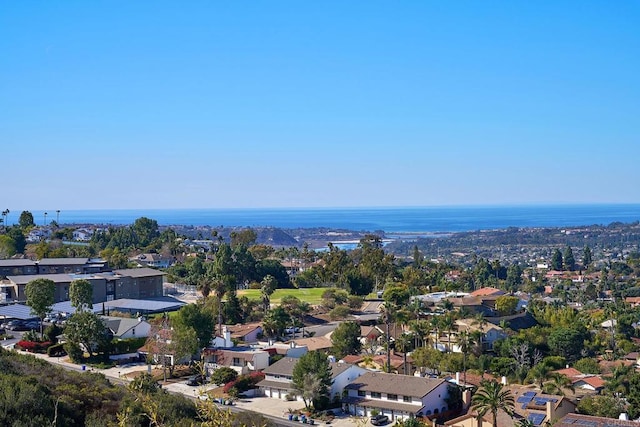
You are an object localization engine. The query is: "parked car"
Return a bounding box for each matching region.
[25,321,41,330]
[370,415,389,426]
[186,374,207,386]
[6,320,28,331]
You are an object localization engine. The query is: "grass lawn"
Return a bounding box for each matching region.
[237,287,329,305]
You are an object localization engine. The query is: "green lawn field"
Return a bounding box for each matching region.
[237,287,329,305]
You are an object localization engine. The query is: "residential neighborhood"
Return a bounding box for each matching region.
[1,215,640,427]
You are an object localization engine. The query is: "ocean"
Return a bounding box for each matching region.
[18,204,640,233]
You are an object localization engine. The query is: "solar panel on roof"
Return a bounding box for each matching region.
[517,396,533,403]
[523,391,537,397]
[527,413,545,426]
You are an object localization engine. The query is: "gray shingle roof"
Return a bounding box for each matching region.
[0,259,37,267]
[7,274,74,285]
[345,372,444,398]
[113,268,165,278]
[38,258,89,265]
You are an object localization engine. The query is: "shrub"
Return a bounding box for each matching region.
[210,367,238,385]
[64,342,84,362]
[328,305,351,320]
[16,340,51,353]
[223,371,265,394]
[47,343,67,357]
[110,337,147,354]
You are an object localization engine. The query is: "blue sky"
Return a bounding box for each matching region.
[2,1,639,210]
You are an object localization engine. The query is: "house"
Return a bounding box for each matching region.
[454,318,507,351]
[343,371,453,421]
[257,356,367,401]
[202,347,270,375]
[555,413,640,427]
[103,316,151,339]
[0,259,38,278]
[553,367,605,393]
[445,387,576,427]
[469,287,505,298]
[72,228,94,241]
[6,268,164,303]
[353,353,414,375]
[225,322,263,343]
[288,336,333,352]
[263,342,309,359]
[130,253,174,269]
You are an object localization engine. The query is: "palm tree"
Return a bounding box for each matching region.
[440,312,457,353]
[471,313,487,352]
[430,315,441,351]
[395,333,414,376]
[472,380,515,427]
[529,363,551,389]
[543,373,575,397]
[458,329,473,387]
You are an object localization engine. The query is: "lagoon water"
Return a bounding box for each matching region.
[21,204,640,233]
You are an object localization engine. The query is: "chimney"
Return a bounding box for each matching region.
[501,376,507,385]
[456,372,460,384]
[619,413,629,421]
[462,389,473,411]
[224,330,232,348]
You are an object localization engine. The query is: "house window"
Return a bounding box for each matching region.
[403,396,412,403]
[387,394,397,401]
[233,358,241,366]
[371,392,381,399]
[357,390,366,397]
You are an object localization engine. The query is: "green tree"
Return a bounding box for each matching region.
[574,358,600,374]
[25,278,55,338]
[170,324,199,371]
[69,279,93,312]
[495,296,519,316]
[583,245,593,268]
[292,351,333,410]
[260,274,277,312]
[18,210,35,228]
[7,226,26,253]
[471,380,515,427]
[173,303,215,349]
[577,395,625,419]
[64,311,109,357]
[210,367,238,385]
[331,321,362,358]
[131,216,160,248]
[0,235,16,258]
[564,246,576,271]
[230,228,257,249]
[505,264,523,292]
[548,327,584,362]
[551,249,563,271]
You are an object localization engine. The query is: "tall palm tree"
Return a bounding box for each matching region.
[457,329,473,387]
[395,333,414,376]
[472,313,487,353]
[430,315,441,351]
[441,312,457,353]
[472,380,515,427]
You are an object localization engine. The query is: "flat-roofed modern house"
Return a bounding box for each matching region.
[0,257,109,278]
[38,258,93,274]
[343,371,452,421]
[109,268,165,300]
[0,259,38,277]
[5,267,164,303]
[6,273,108,303]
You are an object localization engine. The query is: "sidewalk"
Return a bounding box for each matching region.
[14,349,366,427]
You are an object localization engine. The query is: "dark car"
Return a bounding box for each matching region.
[186,374,207,386]
[6,320,28,331]
[370,415,389,426]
